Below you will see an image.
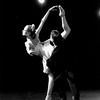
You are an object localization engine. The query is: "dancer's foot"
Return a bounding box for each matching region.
[72,96,74,100]
[72,96,80,100]
[60,98,66,100]
[45,95,52,100]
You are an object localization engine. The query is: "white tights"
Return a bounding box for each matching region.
[45,73,54,100]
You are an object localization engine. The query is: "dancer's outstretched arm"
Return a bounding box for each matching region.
[36,6,58,37]
[59,5,71,39]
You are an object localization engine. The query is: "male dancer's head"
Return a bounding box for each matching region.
[50,30,61,45]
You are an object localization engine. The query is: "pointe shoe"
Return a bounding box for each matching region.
[72,96,80,100]
[45,95,52,100]
[60,98,66,100]
[72,96,74,100]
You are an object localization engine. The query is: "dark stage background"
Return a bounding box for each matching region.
[2,0,100,93]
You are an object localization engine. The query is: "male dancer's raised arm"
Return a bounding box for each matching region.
[59,5,71,39]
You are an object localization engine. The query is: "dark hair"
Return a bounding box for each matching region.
[51,30,60,37]
[51,30,62,45]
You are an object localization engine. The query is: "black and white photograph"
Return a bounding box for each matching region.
[2,0,100,100]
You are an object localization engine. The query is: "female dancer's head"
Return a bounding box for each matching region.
[22,24,36,39]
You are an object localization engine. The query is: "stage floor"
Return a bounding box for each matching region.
[1,91,100,100]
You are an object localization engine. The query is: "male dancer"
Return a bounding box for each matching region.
[22,5,80,100]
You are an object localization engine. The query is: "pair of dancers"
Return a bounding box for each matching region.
[22,5,80,100]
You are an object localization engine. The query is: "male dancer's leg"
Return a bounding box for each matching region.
[54,72,67,100]
[67,72,80,100]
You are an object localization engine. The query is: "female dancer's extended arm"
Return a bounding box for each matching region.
[35,6,58,37]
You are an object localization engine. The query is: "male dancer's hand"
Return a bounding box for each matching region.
[59,5,65,16]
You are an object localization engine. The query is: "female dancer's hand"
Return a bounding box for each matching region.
[49,5,59,11]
